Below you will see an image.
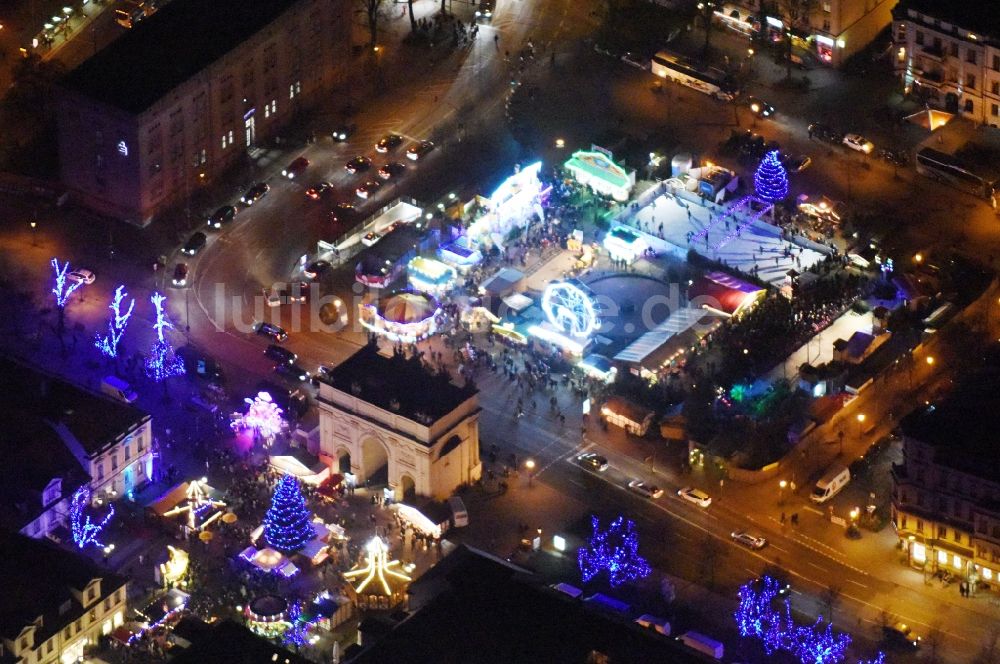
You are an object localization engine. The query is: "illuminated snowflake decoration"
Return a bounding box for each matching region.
[578,515,650,587]
[70,486,115,549]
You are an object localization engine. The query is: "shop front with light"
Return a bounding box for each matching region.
[407,256,457,295]
[563,150,635,202]
[359,291,441,343]
[603,225,648,263]
[466,161,549,248]
[438,236,483,271]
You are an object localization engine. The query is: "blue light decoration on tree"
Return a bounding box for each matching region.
[94,285,135,359]
[282,601,309,648]
[754,150,789,203]
[578,515,651,587]
[70,486,115,549]
[735,576,860,663]
[145,292,185,382]
[51,257,84,308]
[264,475,314,553]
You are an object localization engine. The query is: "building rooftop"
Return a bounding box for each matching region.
[0,530,127,642]
[897,0,1000,41]
[61,0,302,114]
[319,345,476,425]
[169,618,310,664]
[346,545,707,664]
[0,356,149,458]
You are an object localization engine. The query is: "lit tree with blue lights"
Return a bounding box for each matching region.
[145,292,185,383]
[282,601,309,649]
[70,486,115,549]
[51,258,85,351]
[754,150,789,204]
[95,285,135,360]
[578,515,650,587]
[264,475,314,553]
[794,619,852,664]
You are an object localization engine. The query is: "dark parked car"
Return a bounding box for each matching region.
[264,344,297,365]
[305,182,333,200]
[282,156,310,179]
[254,322,288,342]
[406,140,435,161]
[378,162,407,180]
[206,205,237,229]
[254,380,307,417]
[375,133,403,153]
[275,362,310,382]
[240,182,270,205]
[303,260,331,280]
[181,232,207,256]
[331,123,356,141]
[176,345,224,381]
[345,156,372,174]
[808,122,841,144]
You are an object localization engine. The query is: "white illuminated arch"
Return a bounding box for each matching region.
[542,282,598,338]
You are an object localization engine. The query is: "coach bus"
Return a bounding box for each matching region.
[651,51,734,101]
[915,147,996,203]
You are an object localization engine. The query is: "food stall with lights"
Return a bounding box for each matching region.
[407,256,457,295]
[603,225,649,264]
[563,149,635,202]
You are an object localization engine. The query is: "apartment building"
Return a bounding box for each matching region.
[892,0,1000,126]
[893,381,1000,587]
[56,0,349,225]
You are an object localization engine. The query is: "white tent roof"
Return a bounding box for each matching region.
[614,307,706,364]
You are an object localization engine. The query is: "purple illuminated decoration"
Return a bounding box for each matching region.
[95,285,135,359]
[578,515,650,587]
[70,486,114,549]
[51,258,84,308]
[232,391,286,440]
[144,292,185,382]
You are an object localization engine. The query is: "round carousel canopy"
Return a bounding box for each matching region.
[376,292,440,324]
[247,594,288,622]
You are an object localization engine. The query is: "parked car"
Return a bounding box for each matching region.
[176,345,224,382]
[255,322,288,342]
[731,531,768,550]
[303,260,331,280]
[356,180,382,199]
[282,156,310,179]
[378,161,407,180]
[361,231,382,247]
[677,487,712,508]
[375,133,404,153]
[747,96,775,117]
[782,154,812,172]
[181,232,207,256]
[628,480,663,499]
[240,182,270,205]
[808,122,841,144]
[331,123,355,141]
[305,181,333,200]
[621,51,649,70]
[406,140,435,161]
[206,205,237,229]
[843,133,875,154]
[345,156,372,174]
[67,268,96,285]
[330,202,357,224]
[577,452,609,472]
[265,284,307,307]
[275,362,310,382]
[171,263,189,287]
[264,343,297,365]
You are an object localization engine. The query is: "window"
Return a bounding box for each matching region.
[199,148,207,165]
[992,104,999,117]
[822,19,830,32]
[137,434,145,452]
[966,73,977,89]
[289,80,301,100]
[950,42,959,57]
[938,525,947,538]
[917,519,924,533]
[104,598,111,611]
[97,462,104,481]
[967,50,977,65]
[915,31,924,46]
[965,99,974,113]
[124,443,130,461]
[88,586,96,600]
[954,530,962,543]
[822,0,830,11]
[47,641,53,654]
[992,82,999,95]
[993,54,1000,71]
[270,100,277,115]
[111,455,118,472]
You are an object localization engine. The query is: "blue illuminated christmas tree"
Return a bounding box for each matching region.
[70,486,115,549]
[264,475,314,553]
[578,515,650,587]
[754,150,789,203]
[95,285,135,359]
[145,292,185,382]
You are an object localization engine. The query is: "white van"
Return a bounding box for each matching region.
[635,614,671,636]
[448,496,469,528]
[101,376,138,403]
[810,464,851,503]
[678,631,724,659]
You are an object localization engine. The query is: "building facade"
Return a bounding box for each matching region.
[714,0,897,67]
[317,346,482,501]
[56,0,350,224]
[0,532,128,664]
[893,400,1000,587]
[892,0,1000,126]
[0,357,153,540]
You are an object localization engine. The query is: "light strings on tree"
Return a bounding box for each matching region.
[145,292,185,382]
[51,258,84,308]
[578,515,651,587]
[263,475,314,553]
[754,150,789,203]
[282,601,309,648]
[95,285,135,359]
[735,576,881,664]
[70,486,115,549]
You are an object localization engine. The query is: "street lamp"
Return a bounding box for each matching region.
[525,458,535,486]
[778,479,787,505]
[856,413,866,438]
[925,355,934,366]
[29,220,37,246]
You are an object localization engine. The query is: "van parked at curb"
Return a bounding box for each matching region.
[810,464,851,503]
[101,376,138,403]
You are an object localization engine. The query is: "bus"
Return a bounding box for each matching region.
[651,51,733,101]
[915,147,996,202]
[115,1,154,29]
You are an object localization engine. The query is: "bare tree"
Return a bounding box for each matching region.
[407,0,417,32]
[697,535,722,590]
[777,0,816,79]
[696,1,716,55]
[358,0,387,47]
[819,584,841,622]
[924,623,945,664]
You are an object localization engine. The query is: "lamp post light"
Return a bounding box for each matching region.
[778,479,788,506]
[29,220,37,246]
[856,413,866,438]
[525,458,535,486]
